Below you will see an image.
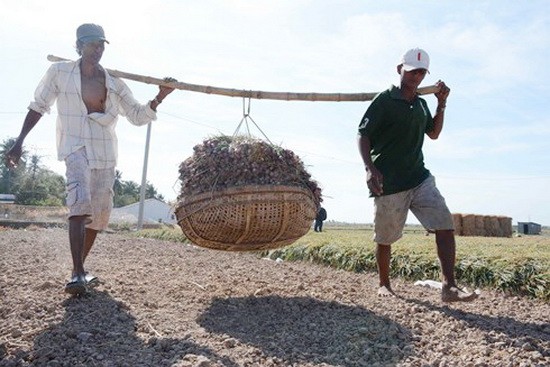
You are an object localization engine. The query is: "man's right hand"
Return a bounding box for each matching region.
[366,167,384,196]
[5,143,22,168]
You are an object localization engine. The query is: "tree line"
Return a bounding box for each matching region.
[1,137,164,207]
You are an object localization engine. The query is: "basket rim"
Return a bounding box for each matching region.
[177,184,316,206]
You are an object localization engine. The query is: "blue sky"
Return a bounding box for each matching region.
[1,1,549,225]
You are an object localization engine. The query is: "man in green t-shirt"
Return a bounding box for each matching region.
[358,48,477,302]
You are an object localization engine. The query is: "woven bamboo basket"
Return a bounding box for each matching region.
[175,185,317,251]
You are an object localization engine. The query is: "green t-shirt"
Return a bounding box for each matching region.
[358,85,434,196]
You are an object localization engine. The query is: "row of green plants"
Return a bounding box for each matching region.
[264,241,548,301]
[135,227,549,301]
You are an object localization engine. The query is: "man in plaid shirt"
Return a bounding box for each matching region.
[5,24,176,295]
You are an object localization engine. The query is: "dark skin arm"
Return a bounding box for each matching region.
[426,80,450,140]
[5,109,42,168]
[149,77,177,111]
[358,134,384,196]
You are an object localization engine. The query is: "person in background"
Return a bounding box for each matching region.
[5,23,176,296]
[314,206,327,232]
[357,48,477,302]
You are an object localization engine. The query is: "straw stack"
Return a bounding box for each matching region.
[474,215,486,236]
[452,213,513,238]
[498,216,513,237]
[461,214,477,236]
[484,216,501,237]
[452,213,463,236]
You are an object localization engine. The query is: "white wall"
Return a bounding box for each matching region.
[111,199,176,224]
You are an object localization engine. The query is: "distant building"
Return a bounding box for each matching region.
[517,222,542,235]
[111,198,176,225]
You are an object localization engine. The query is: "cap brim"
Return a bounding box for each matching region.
[402,64,429,73]
[79,36,109,44]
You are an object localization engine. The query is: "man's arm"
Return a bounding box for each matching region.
[114,77,176,126]
[5,109,42,168]
[426,80,450,140]
[358,134,384,196]
[149,77,177,111]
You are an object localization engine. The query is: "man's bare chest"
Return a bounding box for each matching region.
[81,74,106,113]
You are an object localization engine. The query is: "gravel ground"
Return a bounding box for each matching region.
[0,227,548,367]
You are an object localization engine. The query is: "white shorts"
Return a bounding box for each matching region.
[373,175,454,245]
[65,148,115,231]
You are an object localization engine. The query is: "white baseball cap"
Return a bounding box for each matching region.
[400,48,430,73]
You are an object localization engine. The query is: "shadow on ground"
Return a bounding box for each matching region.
[7,291,239,367]
[198,295,413,366]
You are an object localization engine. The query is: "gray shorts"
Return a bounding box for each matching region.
[373,175,454,245]
[65,148,115,231]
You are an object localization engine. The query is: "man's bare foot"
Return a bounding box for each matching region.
[377,285,396,297]
[441,286,478,302]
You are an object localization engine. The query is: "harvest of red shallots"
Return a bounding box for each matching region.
[178,135,322,206]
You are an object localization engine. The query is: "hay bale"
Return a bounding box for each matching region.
[452,213,463,236]
[484,216,501,237]
[474,215,486,236]
[474,215,484,229]
[461,214,477,236]
[456,213,512,238]
[498,216,513,238]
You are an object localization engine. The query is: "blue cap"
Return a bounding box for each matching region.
[77,23,109,44]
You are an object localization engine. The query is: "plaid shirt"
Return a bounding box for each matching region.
[29,60,157,169]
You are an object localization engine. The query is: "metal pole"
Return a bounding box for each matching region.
[137,122,152,230]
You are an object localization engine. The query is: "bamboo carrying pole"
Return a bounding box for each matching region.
[47,55,440,101]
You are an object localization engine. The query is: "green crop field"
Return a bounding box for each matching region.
[136,225,550,301]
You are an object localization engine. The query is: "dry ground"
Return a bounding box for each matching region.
[0,227,548,367]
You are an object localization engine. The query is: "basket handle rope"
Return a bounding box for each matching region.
[232,98,274,145]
